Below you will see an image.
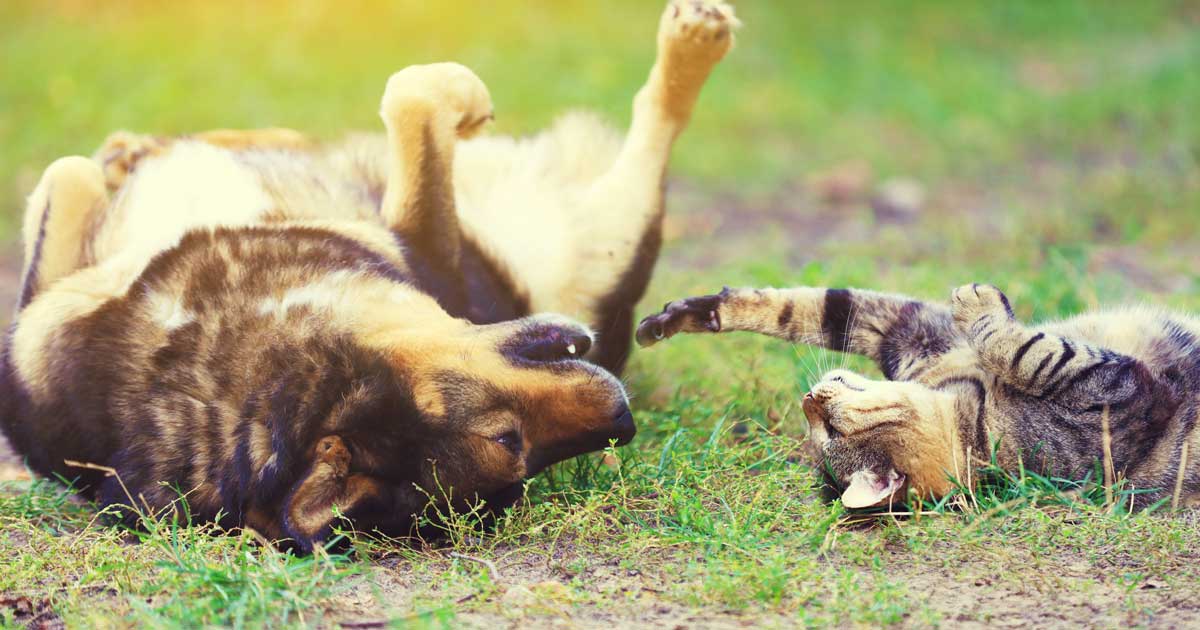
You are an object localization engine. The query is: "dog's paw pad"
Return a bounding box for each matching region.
[660,0,740,56]
[382,63,494,139]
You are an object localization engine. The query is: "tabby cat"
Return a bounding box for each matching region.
[636,284,1199,509]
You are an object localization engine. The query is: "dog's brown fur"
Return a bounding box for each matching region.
[1,0,738,550]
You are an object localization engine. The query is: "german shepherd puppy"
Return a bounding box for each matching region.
[0,1,738,550]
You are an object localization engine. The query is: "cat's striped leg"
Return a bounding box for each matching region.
[951,284,1148,402]
[636,286,956,378]
[953,283,1188,501]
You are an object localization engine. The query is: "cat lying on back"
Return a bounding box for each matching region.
[637,283,1199,509]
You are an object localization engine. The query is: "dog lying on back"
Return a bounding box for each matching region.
[0,1,739,550]
[637,283,1199,510]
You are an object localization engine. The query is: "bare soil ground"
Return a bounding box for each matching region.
[322,540,1199,629]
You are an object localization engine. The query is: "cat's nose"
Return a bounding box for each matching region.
[802,392,826,421]
[803,392,835,448]
[807,389,832,403]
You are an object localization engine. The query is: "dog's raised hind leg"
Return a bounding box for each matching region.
[377,63,493,314]
[580,0,739,372]
[17,156,108,312]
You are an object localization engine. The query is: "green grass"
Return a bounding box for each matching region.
[1,479,359,627]
[3,0,1200,627]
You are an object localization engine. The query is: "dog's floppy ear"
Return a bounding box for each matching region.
[283,436,387,551]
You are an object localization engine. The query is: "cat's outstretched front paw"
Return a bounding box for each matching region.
[951,283,1014,339]
[635,289,728,347]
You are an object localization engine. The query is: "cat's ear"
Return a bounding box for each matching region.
[840,468,905,508]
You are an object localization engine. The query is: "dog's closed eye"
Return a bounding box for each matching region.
[494,430,522,454]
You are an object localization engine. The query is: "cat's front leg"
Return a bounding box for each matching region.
[952,283,1128,399]
[637,285,957,379]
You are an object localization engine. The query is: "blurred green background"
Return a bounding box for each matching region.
[2,0,1197,241]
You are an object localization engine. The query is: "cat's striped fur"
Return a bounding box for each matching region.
[0,1,739,550]
[637,284,1200,509]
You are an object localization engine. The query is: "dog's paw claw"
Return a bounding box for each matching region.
[660,0,740,54]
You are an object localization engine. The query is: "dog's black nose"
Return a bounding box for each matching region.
[522,403,638,476]
[612,405,636,446]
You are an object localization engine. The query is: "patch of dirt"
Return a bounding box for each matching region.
[328,544,784,629]
[319,533,1200,629]
[885,545,1199,629]
[0,595,61,630]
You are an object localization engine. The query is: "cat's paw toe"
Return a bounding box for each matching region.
[635,292,724,347]
[951,283,1014,333]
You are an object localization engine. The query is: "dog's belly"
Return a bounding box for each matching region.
[91,142,280,268]
[82,119,628,331]
[452,113,624,317]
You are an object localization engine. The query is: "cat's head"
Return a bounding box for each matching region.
[803,369,961,508]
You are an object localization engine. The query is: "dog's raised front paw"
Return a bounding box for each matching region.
[658,0,740,62]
